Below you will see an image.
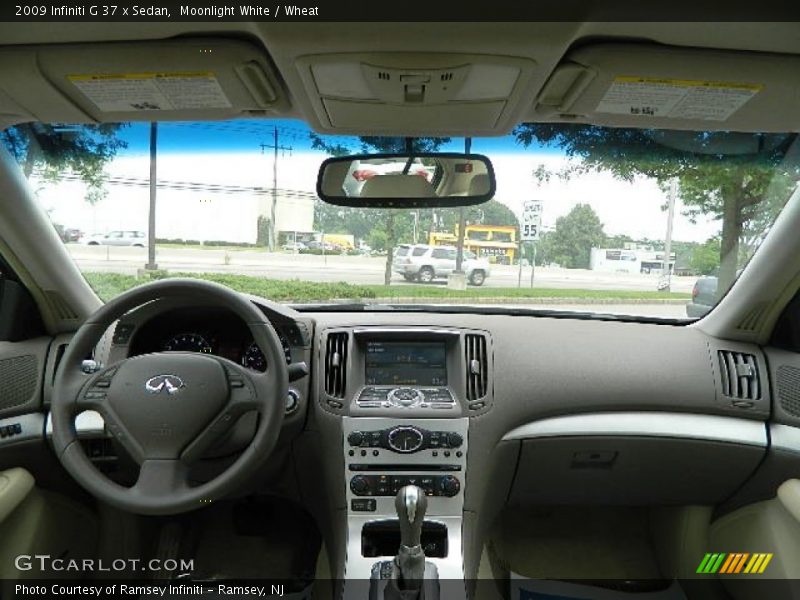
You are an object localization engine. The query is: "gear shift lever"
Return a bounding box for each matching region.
[394,485,427,589]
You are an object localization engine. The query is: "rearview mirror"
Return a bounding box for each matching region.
[316,153,496,208]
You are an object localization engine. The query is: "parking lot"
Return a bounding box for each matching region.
[68,244,692,289]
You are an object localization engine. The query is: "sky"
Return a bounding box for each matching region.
[36,119,721,244]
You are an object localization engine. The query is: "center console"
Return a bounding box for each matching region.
[343,416,468,580]
[321,326,492,590]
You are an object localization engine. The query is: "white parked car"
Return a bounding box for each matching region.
[393,244,491,285]
[82,230,147,247]
[282,241,307,252]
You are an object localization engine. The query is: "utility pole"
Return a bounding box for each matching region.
[145,122,158,271]
[260,127,292,252]
[455,137,471,273]
[662,178,677,291]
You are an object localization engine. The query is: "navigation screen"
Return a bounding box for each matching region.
[365,341,447,386]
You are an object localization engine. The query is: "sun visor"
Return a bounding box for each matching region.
[532,43,800,132]
[0,38,289,124]
[296,53,537,136]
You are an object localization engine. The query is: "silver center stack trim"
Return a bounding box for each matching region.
[342,416,468,581]
[502,411,767,447]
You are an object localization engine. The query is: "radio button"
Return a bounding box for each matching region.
[347,431,364,446]
[447,432,464,448]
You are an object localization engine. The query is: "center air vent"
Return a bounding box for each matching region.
[324,332,349,399]
[465,333,488,402]
[718,350,760,401]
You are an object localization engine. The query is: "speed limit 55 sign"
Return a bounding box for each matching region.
[521,200,543,241]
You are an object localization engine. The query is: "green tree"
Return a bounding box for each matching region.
[2,123,127,204]
[368,228,388,252]
[309,135,451,284]
[690,237,722,275]
[604,233,633,248]
[547,203,605,268]
[516,124,799,293]
[433,199,518,234]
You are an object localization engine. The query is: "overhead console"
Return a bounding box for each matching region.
[317,326,493,418]
[296,52,538,136]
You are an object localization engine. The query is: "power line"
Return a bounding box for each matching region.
[49,171,319,199]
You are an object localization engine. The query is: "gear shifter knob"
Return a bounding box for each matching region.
[395,485,427,548]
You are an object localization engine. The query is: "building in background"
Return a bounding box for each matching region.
[429,224,517,264]
[590,244,675,274]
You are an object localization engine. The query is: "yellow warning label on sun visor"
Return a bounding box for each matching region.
[67,72,232,112]
[595,76,763,121]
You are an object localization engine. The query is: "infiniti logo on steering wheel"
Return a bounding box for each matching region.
[145,375,185,395]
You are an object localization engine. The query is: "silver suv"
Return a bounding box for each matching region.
[394,244,491,286]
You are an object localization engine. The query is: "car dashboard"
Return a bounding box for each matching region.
[126,305,300,371]
[5,293,798,584]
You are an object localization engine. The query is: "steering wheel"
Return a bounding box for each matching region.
[51,279,288,515]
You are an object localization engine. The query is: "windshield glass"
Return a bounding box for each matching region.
[5,120,798,319]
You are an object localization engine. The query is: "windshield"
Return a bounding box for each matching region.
[5,120,798,319]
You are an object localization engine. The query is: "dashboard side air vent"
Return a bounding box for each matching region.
[465,333,488,401]
[718,350,760,402]
[324,331,349,399]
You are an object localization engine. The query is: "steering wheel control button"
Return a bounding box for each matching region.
[84,391,107,400]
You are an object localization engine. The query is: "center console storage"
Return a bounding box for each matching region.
[362,520,448,558]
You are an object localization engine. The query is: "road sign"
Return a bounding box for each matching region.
[521,200,543,241]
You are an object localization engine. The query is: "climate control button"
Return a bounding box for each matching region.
[350,475,370,495]
[439,475,461,497]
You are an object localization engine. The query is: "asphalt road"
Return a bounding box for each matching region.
[66,245,695,318]
[67,245,695,293]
